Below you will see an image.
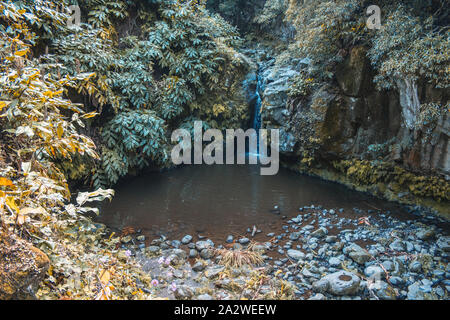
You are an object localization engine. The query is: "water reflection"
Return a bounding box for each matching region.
[98,164,407,243]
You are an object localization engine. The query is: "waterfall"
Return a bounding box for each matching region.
[252,66,263,155]
[253,67,263,131]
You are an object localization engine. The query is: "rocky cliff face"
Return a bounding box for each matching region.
[243,45,449,215]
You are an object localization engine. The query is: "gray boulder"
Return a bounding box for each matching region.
[287,249,305,261]
[346,243,371,265]
[389,240,406,252]
[311,227,328,238]
[313,271,360,296]
[181,235,193,244]
[196,240,212,251]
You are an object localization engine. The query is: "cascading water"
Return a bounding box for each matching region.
[252,67,263,132]
[251,66,263,156]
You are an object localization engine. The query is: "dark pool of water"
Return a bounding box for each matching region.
[98,164,410,244]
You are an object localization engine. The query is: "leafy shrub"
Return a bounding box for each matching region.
[35,0,250,186]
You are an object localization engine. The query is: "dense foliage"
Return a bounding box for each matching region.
[16,0,250,187]
[284,0,449,104]
[0,1,152,300]
[0,0,251,299]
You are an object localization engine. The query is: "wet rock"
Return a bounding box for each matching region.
[405,241,414,253]
[416,229,435,241]
[391,258,406,276]
[192,261,206,272]
[433,269,445,278]
[0,233,50,300]
[381,260,394,272]
[187,243,196,249]
[409,260,422,273]
[173,269,184,279]
[364,265,385,279]
[329,257,342,267]
[335,46,368,96]
[170,249,187,260]
[197,294,213,300]
[200,249,213,260]
[279,129,297,154]
[189,249,198,258]
[239,238,250,245]
[287,249,305,261]
[302,268,320,279]
[333,242,345,251]
[181,235,193,244]
[146,246,160,255]
[121,236,132,244]
[407,282,428,300]
[346,243,371,265]
[370,281,397,300]
[196,241,212,251]
[171,240,181,248]
[205,266,225,279]
[436,236,450,252]
[325,236,337,243]
[252,245,267,253]
[389,277,404,286]
[137,235,145,242]
[313,271,360,296]
[308,293,326,300]
[261,65,299,126]
[389,240,406,252]
[174,285,194,300]
[233,243,243,250]
[311,227,328,238]
[290,232,301,241]
[226,235,233,243]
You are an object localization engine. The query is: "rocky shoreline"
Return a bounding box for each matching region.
[116,205,449,300]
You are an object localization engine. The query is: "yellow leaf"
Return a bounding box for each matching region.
[57,124,64,139]
[5,196,19,213]
[0,101,7,111]
[81,112,99,119]
[0,177,14,187]
[14,49,28,57]
[100,270,111,285]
